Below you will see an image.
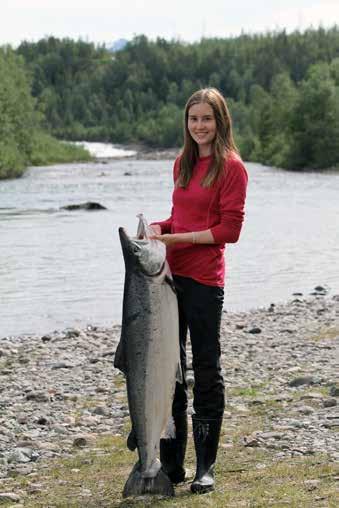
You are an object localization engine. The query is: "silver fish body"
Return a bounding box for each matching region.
[115,218,181,497]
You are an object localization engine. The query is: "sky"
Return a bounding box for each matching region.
[1,0,339,47]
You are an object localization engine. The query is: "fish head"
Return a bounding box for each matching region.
[119,227,165,276]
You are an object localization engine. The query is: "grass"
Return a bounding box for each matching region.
[227,384,268,398]
[1,419,338,508]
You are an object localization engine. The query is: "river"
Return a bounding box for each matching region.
[0,143,338,337]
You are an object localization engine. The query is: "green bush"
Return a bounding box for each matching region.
[29,132,92,166]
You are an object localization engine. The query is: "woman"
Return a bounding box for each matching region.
[151,87,248,494]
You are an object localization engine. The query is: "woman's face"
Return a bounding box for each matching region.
[187,102,217,154]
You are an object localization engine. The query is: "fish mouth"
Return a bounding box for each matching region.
[119,226,166,277]
[118,227,130,248]
[119,227,147,244]
[119,226,128,240]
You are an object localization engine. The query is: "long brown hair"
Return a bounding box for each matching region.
[177,88,239,188]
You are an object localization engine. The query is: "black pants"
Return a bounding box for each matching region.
[172,275,225,420]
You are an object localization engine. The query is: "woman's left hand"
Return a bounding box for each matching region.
[150,234,181,246]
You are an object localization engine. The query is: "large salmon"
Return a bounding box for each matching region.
[114,214,181,497]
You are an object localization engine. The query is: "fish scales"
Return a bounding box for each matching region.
[115,216,181,497]
[125,278,178,473]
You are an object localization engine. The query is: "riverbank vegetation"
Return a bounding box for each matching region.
[1,27,339,177]
[0,48,91,180]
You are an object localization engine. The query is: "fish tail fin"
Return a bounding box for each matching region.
[123,461,174,498]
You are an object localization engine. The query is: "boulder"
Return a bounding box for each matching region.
[60,202,107,211]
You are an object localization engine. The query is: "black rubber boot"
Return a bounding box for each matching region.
[191,416,223,494]
[160,412,187,484]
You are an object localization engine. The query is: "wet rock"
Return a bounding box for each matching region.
[60,202,107,211]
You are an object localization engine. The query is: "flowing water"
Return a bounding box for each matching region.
[1,145,338,337]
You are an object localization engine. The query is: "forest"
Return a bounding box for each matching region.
[0,48,90,179]
[1,26,339,178]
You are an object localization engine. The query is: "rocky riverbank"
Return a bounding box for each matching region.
[0,290,338,502]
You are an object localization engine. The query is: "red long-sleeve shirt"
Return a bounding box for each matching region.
[154,153,248,287]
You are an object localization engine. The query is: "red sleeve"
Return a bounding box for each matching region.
[210,158,248,244]
[150,157,180,234]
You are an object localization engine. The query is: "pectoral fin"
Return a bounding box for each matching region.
[165,275,177,294]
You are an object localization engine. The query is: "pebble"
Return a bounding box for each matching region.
[297,406,315,415]
[323,398,337,408]
[248,327,262,334]
[73,437,88,448]
[329,386,339,397]
[304,479,321,491]
[288,376,318,387]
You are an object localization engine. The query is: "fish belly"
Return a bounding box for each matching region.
[126,280,179,477]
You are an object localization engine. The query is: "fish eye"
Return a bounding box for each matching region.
[131,242,141,253]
